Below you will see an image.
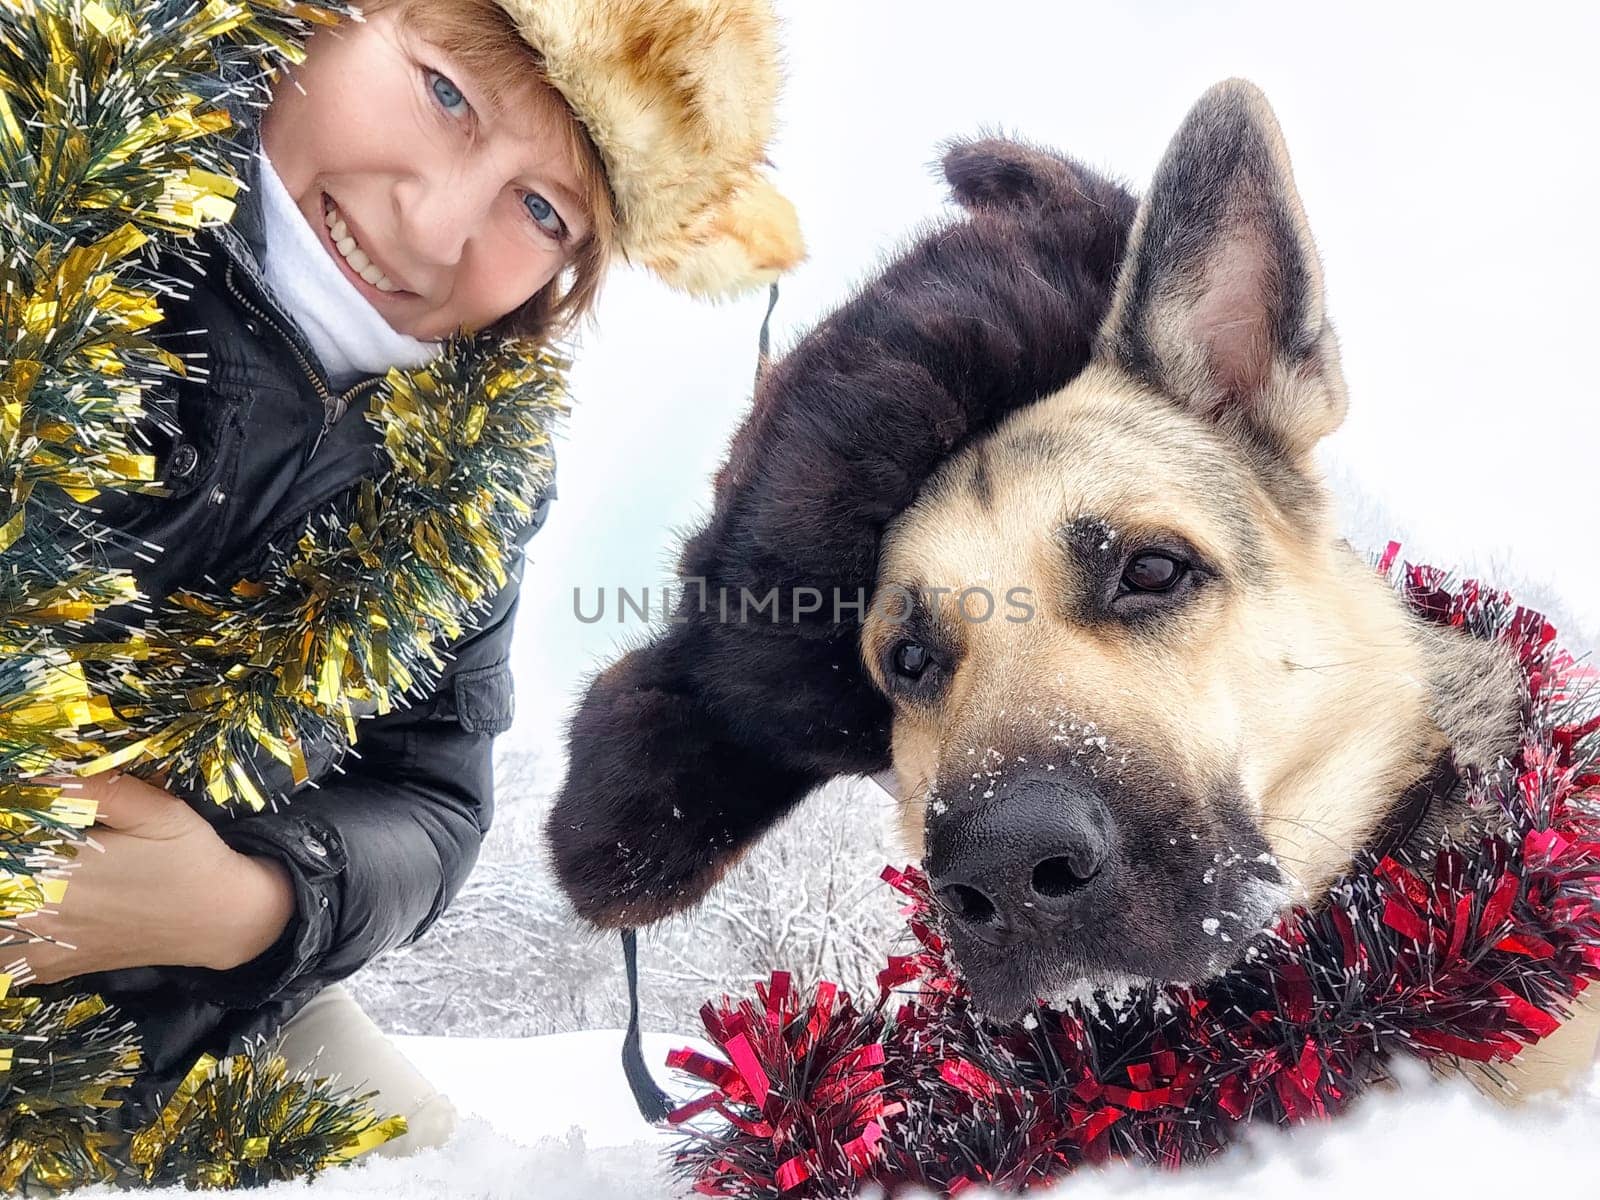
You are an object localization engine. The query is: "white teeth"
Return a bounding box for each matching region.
[322,197,400,293]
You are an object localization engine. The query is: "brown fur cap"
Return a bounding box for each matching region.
[492,0,804,296]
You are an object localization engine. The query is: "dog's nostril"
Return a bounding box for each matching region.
[1032,855,1097,897]
[939,883,1000,926]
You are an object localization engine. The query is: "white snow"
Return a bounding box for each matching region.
[85,1032,700,1200]
[102,1037,1600,1199]
[397,1031,712,1151]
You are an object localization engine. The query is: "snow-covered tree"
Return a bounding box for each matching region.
[347,754,905,1037]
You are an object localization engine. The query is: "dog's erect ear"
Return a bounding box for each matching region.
[1098,79,1347,462]
[942,137,1089,212]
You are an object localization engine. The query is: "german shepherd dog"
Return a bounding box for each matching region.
[549,81,1598,1098]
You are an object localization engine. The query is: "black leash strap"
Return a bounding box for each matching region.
[755,280,780,390]
[620,929,673,1123]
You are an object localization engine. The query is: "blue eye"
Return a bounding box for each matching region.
[523,191,567,239]
[429,70,468,117]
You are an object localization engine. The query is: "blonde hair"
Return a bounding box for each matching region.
[353,0,617,342]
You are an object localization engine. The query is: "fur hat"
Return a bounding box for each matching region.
[491,0,804,298]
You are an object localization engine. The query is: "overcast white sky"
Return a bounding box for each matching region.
[503,0,1600,789]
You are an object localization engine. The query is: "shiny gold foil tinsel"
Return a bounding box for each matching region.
[0,0,482,1187]
[0,978,138,1192]
[86,336,566,809]
[126,1050,408,1189]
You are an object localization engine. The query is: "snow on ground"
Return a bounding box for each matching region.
[105,1034,1600,1199]
[83,1033,692,1200]
[396,1031,712,1152]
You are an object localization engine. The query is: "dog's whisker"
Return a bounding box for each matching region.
[1281,659,1380,673]
[1280,649,1420,672]
[1256,812,1357,858]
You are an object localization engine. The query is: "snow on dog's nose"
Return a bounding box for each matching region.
[925,769,1113,946]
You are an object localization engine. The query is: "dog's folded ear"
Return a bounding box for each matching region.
[1097,78,1348,463]
[547,142,1137,930]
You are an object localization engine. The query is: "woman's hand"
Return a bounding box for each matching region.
[12,774,295,985]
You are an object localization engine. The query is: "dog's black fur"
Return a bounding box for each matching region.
[546,141,1136,927]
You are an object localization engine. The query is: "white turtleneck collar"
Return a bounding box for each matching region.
[255,148,443,391]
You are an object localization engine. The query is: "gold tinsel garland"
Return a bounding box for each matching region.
[2,0,567,1186]
[86,336,568,808]
[0,983,137,1191]
[123,1050,407,1190]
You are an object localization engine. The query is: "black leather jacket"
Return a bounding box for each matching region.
[61,111,552,1123]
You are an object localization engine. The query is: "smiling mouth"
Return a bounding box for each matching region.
[319,192,417,300]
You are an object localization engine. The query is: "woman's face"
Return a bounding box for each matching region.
[261,9,591,340]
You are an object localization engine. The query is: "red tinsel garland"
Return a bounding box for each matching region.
[666,550,1600,1197]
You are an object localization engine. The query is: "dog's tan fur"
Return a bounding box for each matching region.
[863,80,1598,1100]
[871,369,1456,892]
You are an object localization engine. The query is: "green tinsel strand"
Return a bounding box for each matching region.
[111,337,566,808]
[0,990,140,1194]
[125,1045,407,1189]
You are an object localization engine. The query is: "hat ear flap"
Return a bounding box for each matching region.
[641,173,805,298]
[942,136,1086,212]
[546,631,820,928]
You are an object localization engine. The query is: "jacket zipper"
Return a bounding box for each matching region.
[222,260,385,463]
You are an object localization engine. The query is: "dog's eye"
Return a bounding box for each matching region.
[1121,552,1185,593]
[893,641,932,680]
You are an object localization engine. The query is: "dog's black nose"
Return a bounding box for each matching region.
[926,772,1112,942]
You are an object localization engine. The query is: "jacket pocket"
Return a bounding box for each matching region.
[452,661,515,735]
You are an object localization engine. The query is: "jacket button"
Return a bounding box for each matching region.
[168,443,199,479]
[209,486,227,505]
[301,834,328,858]
[244,319,261,337]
